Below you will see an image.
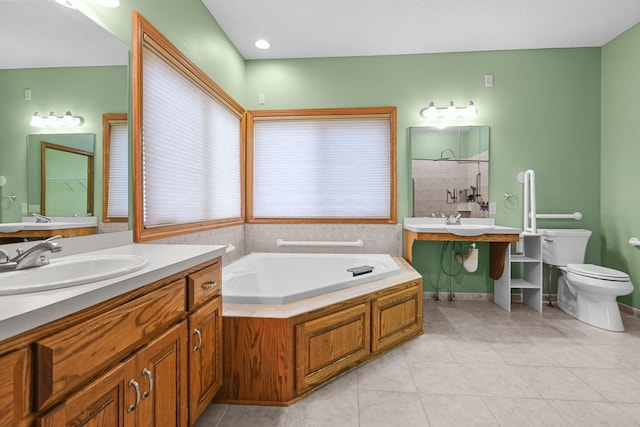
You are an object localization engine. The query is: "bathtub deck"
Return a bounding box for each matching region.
[216,257,424,406]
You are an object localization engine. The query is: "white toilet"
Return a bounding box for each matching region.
[539,228,634,332]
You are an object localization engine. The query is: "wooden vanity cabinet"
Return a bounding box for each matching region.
[0,347,31,426]
[0,256,222,427]
[187,259,223,423]
[37,322,188,427]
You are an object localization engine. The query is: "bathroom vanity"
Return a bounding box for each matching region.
[0,243,226,426]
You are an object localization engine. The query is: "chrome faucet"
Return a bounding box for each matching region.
[33,213,51,223]
[1,235,63,271]
[446,214,462,225]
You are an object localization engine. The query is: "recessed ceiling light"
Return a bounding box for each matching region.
[255,39,271,50]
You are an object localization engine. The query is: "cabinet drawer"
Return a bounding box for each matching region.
[187,260,221,310]
[296,303,370,392]
[35,280,186,410]
[371,283,423,353]
[0,347,31,426]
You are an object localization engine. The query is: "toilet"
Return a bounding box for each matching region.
[539,228,634,332]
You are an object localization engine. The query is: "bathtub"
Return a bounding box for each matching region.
[222,252,401,305]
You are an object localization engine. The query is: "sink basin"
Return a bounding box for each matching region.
[445,224,494,236]
[0,254,149,295]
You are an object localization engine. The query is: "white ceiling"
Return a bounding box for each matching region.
[202,0,640,60]
[0,0,127,69]
[4,0,640,69]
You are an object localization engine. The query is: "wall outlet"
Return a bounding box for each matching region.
[28,204,40,213]
[258,93,266,105]
[21,203,28,214]
[489,202,496,215]
[24,88,31,100]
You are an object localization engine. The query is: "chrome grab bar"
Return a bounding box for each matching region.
[275,239,364,247]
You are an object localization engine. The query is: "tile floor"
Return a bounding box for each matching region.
[194,299,640,426]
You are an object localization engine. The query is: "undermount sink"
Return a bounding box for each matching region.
[0,254,149,295]
[445,224,495,236]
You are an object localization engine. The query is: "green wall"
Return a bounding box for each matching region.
[601,24,640,308]
[0,66,127,222]
[245,49,602,294]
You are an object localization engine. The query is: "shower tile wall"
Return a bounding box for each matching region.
[412,155,488,218]
[245,224,402,256]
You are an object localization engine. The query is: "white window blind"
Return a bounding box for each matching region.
[252,117,391,218]
[142,47,241,227]
[106,121,128,218]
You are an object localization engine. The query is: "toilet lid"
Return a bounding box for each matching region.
[567,264,630,281]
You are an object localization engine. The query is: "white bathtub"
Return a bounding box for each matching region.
[222,253,401,305]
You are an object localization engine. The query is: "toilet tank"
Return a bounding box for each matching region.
[538,229,592,266]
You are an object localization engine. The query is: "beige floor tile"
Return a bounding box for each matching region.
[548,400,637,426]
[216,405,291,427]
[459,363,540,398]
[445,339,506,364]
[534,342,609,368]
[490,341,561,367]
[193,404,228,427]
[286,385,359,427]
[421,394,498,427]
[571,367,640,403]
[408,361,475,395]
[357,349,417,392]
[518,366,603,401]
[483,396,568,426]
[358,390,429,427]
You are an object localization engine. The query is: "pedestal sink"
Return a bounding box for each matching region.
[0,254,149,295]
[445,224,494,236]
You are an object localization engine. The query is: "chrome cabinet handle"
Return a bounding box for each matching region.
[141,368,153,400]
[193,328,202,352]
[202,281,217,290]
[127,379,141,413]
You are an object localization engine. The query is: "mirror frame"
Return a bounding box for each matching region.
[40,141,94,216]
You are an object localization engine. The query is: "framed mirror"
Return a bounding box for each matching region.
[41,140,94,216]
[410,126,490,218]
[0,0,128,225]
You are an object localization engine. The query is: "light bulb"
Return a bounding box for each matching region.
[420,102,438,119]
[446,102,457,118]
[44,112,59,127]
[62,111,75,126]
[465,101,477,118]
[30,113,43,127]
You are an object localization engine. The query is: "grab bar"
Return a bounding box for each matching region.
[629,237,640,247]
[530,212,583,220]
[276,239,364,247]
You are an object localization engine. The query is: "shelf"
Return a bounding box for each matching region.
[510,255,540,263]
[509,279,540,289]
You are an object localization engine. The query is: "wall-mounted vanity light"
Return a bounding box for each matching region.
[30,111,85,128]
[420,101,477,119]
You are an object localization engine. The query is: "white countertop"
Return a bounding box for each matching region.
[0,243,226,341]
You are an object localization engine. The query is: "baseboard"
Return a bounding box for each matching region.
[423,292,557,304]
[619,302,640,318]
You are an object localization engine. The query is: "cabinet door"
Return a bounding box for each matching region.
[0,347,31,426]
[37,356,136,427]
[371,283,423,353]
[188,296,222,424]
[296,303,370,392]
[136,321,188,427]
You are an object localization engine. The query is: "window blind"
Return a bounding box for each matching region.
[142,47,241,227]
[252,117,391,218]
[106,121,128,218]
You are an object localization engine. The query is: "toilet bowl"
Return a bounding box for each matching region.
[539,229,634,332]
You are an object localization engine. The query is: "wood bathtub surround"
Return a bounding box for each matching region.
[403,229,519,279]
[217,258,423,406]
[0,256,223,427]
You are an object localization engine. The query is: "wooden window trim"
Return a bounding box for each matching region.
[132,12,245,242]
[246,107,397,224]
[102,113,128,223]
